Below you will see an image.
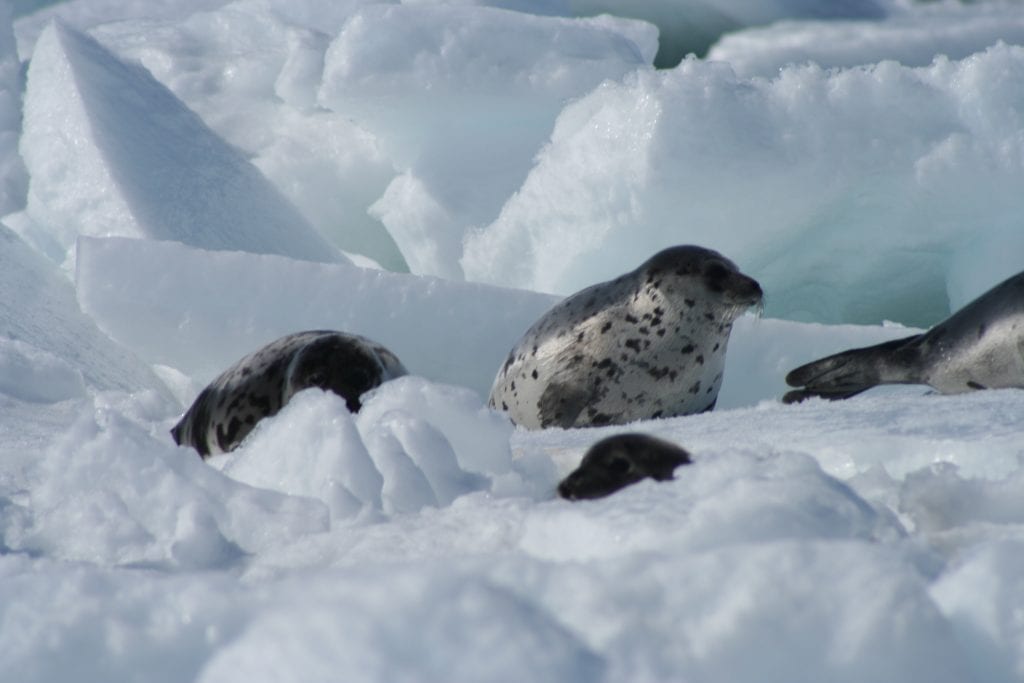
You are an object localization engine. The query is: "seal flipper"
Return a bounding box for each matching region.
[784,333,925,402]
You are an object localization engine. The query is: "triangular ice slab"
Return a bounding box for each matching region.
[17,22,345,267]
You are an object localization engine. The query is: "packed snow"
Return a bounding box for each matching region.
[2,1,1024,682]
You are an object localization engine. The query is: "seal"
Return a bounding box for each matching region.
[784,269,1024,402]
[488,245,763,429]
[557,433,692,500]
[171,330,407,457]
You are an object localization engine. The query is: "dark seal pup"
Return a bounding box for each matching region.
[489,245,763,429]
[558,433,692,500]
[171,330,407,457]
[785,269,1024,402]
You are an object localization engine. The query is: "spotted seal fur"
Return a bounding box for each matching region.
[171,330,406,457]
[488,245,763,429]
[784,269,1024,402]
[558,433,692,500]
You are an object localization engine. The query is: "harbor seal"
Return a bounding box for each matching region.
[784,269,1024,402]
[558,433,692,500]
[171,330,407,457]
[488,245,763,429]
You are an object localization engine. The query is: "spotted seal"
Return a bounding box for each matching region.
[171,330,407,457]
[558,433,692,500]
[785,269,1024,402]
[488,245,763,429]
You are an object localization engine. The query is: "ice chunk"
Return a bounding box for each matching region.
[464,45,1024,327]
[0,3,26,217]
[0,223,167,395]
[75,236,558,398]
[709,4,1024,78]
[569,0,888,67]
[320,3,655,278]
[16,22,345,270]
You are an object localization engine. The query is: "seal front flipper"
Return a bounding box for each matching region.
[784,333,925,402]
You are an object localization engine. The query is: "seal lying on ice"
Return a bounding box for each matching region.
[489,245,763,429]
[171,330,406,457]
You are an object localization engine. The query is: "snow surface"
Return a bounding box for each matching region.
[3,1,1024,682]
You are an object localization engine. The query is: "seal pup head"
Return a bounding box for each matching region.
[557,433,692,500]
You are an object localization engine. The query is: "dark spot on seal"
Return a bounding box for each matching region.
[696,355,704,365]
[967,380,985,389]
[648,366,670,380]
[601,321,612,333]
[625,339,641,353]
[532,369,539,379]
[625,314,639,324]
[680,344,695,354]
[689,381,701,394]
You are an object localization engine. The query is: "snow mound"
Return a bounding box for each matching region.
[221,380,504,519]
[3,395,328,568]
[14,22,345,269]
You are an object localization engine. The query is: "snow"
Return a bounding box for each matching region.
[2,1,1024,681]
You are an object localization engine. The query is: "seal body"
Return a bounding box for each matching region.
[489,245,763,429]
[171,330,407,457]
[785,270,1024,402]
[558,433,692,500]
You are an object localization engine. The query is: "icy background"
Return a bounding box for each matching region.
[2,0,1024,681]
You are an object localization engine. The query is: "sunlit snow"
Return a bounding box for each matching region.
[2,1,1024,682]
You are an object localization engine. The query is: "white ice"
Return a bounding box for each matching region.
[2,2,1024,682]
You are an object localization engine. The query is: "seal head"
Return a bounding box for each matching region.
[558,433,692,500]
